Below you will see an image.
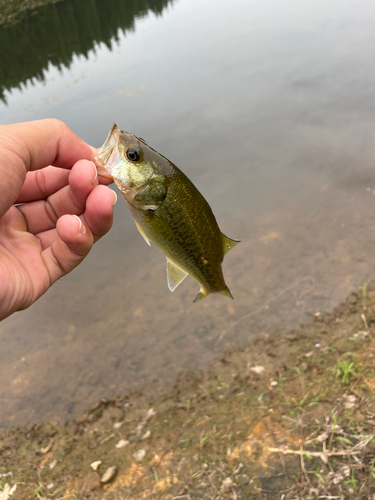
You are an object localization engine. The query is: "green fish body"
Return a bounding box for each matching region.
[95,124,240,302]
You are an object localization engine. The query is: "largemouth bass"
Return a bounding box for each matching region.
[95,124,240,302]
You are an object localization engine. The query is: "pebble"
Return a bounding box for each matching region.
[133,449,146,461]
[303,351,314,358]
[113,422,123,429]
[100,466,117,484]
[115,440,129,449]
[344,394,356,409]
[141,430,151,440]
[221,477,233,492]
[90,460,102,471]
[354,330,370,340]
[250,366,265,375]
[270,380,278,387]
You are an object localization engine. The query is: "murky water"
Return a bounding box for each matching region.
[2,0,375,428]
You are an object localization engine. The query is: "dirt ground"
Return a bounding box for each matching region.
[2,283,375,500]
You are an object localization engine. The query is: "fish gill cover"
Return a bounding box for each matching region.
[0,0,173,103]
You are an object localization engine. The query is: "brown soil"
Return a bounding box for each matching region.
[2,283,375,499]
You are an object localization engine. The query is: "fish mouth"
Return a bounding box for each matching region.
[94,123,121,178]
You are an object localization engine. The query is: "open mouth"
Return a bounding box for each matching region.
[94,123,121,178]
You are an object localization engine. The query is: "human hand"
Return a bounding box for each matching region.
[0,119,116,321]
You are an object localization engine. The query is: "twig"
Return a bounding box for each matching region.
[100,433,115,445]
[361,313,369,330]
[268,447,362,458]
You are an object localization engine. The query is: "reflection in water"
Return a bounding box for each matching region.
[2,0,375,428]
[0,0,172,102]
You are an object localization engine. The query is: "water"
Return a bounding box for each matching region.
[1,0,375,428]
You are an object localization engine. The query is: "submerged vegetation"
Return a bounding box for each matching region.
[1,283,375,498]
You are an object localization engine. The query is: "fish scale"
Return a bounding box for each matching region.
[95,124,240,302]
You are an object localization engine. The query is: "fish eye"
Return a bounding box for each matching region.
[126,147,142,162]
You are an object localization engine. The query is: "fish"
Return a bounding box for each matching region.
[95,124,240,302]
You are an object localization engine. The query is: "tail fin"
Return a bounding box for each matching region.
[218,285,234,300]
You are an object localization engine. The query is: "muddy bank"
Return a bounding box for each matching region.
[2,283,375,499]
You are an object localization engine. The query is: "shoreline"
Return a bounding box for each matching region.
[1,283,375,499]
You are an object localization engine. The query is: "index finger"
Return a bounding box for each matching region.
[0,119,96,172]
[0,119,96,218]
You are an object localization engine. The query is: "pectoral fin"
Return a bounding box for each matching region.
[166,259,188,291]
[221,233,241,255]
[134,220,151,246]
[147,210,175,239]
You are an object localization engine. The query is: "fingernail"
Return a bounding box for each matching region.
[112,190,117,206]
[73,215,86,235]
[90,161,98,184]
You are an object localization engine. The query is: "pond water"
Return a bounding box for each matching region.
[1,0,375,428]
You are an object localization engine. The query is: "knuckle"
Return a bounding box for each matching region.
[46,118,71,139]
[34,169,48,198]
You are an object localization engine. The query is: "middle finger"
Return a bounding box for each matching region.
[17,160,97,234]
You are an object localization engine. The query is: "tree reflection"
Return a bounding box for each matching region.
[0,0,172,103]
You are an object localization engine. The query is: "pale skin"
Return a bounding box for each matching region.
[0,119,116,321]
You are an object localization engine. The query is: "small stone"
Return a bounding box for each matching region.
[221,477,233,492]
[354,330,370,340]
[100,466,117,484]
[90,460,102,471]
[304,351,314,358]
[49,460,57,470]
[113,422,122,429]
[344,395,356,409]
[315,343,320,348]
[115,440,129,449]
[250,366,265,375]
[133,449,146,461]
[141,430,151,440]
[314,312,320,317]
[270,380,278,387]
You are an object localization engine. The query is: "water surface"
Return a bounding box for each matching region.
[1,0,375,427]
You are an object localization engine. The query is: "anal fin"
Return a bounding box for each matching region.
[134,220,151,246]
[193,289,208,303]
[193,285,234,303]
[166,259,188,292]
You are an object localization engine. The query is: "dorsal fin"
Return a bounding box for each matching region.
[134,220,151,246]
[166,258,188,292]
[221,233,241,255]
